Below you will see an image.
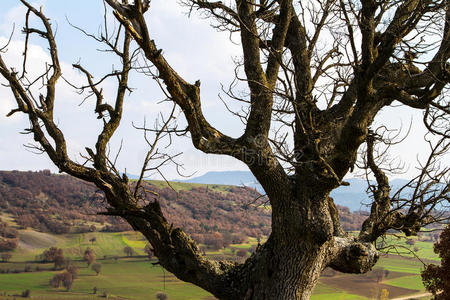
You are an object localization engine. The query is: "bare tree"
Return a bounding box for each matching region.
[0,0,449,299]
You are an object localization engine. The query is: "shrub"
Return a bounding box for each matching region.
[156,291,168,300]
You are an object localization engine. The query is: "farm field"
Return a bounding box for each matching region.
[0,228,439,300]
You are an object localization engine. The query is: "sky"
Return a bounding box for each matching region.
[0,0,442,180]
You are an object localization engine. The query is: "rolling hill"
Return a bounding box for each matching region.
[0,170,367,240]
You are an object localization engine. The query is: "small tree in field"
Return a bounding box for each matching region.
[41,247,64,263]
[123,246,134,257]
[422,225,450,299]
[89,237,97,244]
[50,271,74,291]
[54,252,65,270]
[84,248,96,266]
[91,262,102,275]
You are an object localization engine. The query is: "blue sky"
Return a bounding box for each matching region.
[0,0,439,180]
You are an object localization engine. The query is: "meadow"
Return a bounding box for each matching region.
[0,228,438,300]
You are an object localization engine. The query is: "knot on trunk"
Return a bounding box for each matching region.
[328,237,379,274]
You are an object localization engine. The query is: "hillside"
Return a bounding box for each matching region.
[0,170,366,242]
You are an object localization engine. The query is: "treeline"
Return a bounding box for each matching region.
[0,170,131,234]
[0,171,366,243]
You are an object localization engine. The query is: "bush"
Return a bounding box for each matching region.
[156,291,168,300]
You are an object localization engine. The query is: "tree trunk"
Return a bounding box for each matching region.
[225,186,340,300]
[239,237,328,300]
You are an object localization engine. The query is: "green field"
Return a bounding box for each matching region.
[147,180,233,194]
[0,228,439,300]
[379,235,439,261]
[0,259,212,299]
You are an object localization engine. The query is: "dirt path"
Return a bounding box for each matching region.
[391,292,432,300]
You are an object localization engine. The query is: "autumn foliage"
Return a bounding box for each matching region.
[0,219,18,252]
[0,170,366,244]
[422,225,450,299]
[84,248,96,266]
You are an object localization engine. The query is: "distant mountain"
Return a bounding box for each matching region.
[179,171,412,211]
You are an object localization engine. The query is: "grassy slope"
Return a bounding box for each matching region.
[380,235,438,261]
[0,228,439,300]
[0,259,212,300]
[147,180,232,194]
